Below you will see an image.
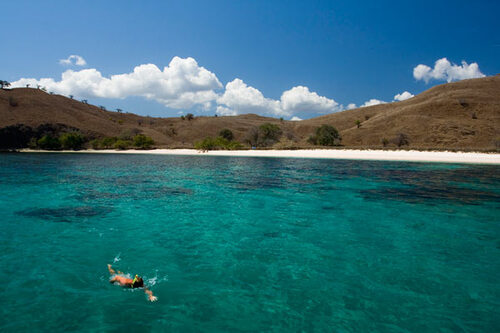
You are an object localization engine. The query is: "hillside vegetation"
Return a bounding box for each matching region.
[1,75,499,151]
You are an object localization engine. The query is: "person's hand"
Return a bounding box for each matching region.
[148,295,158,302]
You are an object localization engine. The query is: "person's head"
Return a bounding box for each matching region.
[132,275,144,288]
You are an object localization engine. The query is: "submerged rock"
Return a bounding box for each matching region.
[17,206,112,222]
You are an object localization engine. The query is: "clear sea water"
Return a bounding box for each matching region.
[0,153,499,332]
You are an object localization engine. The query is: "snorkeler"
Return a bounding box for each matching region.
[108,264,158,302]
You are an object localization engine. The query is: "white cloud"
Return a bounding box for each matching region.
[59,55,87,66]
[216,78,281,115]
[216,79,339,117]
[290,116,302,121]
[346,103,357,110]
[393,91,414,101]
[216,105,238,116]
[280,86,340,115]
[11,56,222,110]
[361,99,386,107]
[413,58,485,83]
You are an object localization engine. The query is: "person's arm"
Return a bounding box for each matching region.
[107,264,116,275]
[144,288,158,302]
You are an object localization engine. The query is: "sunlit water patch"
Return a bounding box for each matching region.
[0,153,499,332]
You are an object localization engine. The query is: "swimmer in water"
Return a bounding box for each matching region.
[107,264,158,302]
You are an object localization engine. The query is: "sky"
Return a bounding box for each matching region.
[1,0,499,119]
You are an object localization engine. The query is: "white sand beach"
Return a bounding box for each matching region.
[19,149,500,164]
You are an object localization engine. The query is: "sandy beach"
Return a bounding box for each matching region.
[18,149,500,164]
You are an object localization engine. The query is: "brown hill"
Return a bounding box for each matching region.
[1,75,499,150]
[297,75,500,150]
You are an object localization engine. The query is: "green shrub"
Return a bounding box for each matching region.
[259,123,282,142]
[242,123,283,147]
[194,136,242,150]
[382,138,389,147]
[309,125,341,146]
[244,127,259,147]
[194,137,217,150]
[394,133,409,147]
[90,139,100,149]
[133,134,154,149]
[100,137,118,148]
[219,129,234,141]
[28,137,38,149]
[37,134,61,150]
[186,113,194,120]
[59,132,85,150]
[114,139,131,150]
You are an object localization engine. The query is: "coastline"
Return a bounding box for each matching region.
[16,148,500,164]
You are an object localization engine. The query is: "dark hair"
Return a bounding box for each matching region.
[132,277,144,288]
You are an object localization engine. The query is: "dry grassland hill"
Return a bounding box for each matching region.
[1,75,499,150]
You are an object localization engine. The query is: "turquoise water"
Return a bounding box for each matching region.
[0,153,499,332]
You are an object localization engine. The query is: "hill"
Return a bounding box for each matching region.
[1,75,499,151]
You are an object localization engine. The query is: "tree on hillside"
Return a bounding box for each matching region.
[243,123,282,147]
[258,123,282,146]
[355,120,361,128]
[394,133,409,147]
[99,105,106,111]
[244,127,259,147]
[69,95,74,99]
[186,113,194,120]
[308,125,341,146]
[81,99,88,104]
[116,108,122,113]
[219,129,234,141]
[26,84,30,88]
[0,80,11,89]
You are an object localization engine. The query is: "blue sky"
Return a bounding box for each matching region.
[2,0,499,119]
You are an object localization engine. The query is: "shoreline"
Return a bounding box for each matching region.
[15,149,500,164]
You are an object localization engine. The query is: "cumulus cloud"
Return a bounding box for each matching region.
[393,91,414,101]
[346,103,357,110]
[216,79,340,117]
[360,99,386,107]
[413,58,485,83]
[280,86,340,115]
[59,55,87,66]
[216,105,238,116]
[290,116,302,121]
[216,79,282,115]
[11,56,222,110]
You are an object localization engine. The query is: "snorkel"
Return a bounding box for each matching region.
[132,274,139,286]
